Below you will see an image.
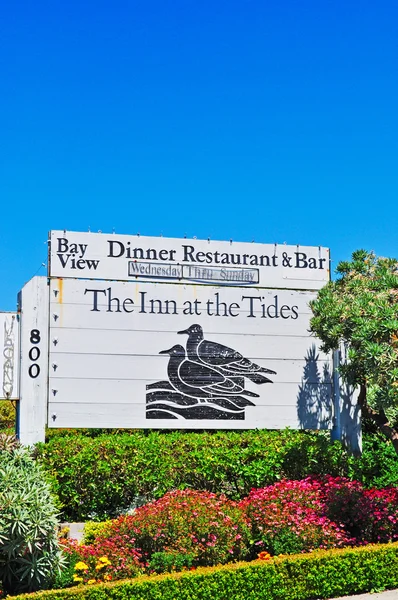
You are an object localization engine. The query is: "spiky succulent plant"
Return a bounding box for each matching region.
[0,441,63,593]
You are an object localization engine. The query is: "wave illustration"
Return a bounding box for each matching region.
[146,388,255,420]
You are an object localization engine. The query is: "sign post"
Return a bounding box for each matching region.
[17,277,49,445]
[0,312,19,401]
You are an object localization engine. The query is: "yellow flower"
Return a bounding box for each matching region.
[95,563,105,570]
[99,556,110,563]
[73,575,83,582]
[87,579,96,585]
[104,574,112,581]
[59,526,70,538]
[74,561,89,571]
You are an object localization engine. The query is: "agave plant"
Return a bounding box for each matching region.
[0,443,63,593]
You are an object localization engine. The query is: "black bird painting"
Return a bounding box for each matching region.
[159,345,259,398]
[178,324,276,384]
[146,324,277,421]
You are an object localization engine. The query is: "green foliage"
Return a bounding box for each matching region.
[347,431,398,488]
[51,550,79,590]
[82,521,112,545]
[35,429,351,521]
[11,543,398,600]
[149,551,195,574]
[310,250,398,431]
[0,401,15,432]
[0,443,63,594]
[35,429,398,521]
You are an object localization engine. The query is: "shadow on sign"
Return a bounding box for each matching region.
[297,345,332,430]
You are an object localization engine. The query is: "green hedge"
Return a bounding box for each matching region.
[35,429,398,521]
[12,543,398,600]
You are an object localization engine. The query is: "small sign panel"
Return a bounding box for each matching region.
[48,278,333,430]
[49,231,329,290]
[0,312,19,400]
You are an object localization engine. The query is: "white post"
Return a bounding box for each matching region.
[17,276,49,445]
[333,344,362,454]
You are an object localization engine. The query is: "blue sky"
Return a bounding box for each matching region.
[1,0,397,310]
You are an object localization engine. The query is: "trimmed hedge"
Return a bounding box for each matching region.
[35,429,398,521]
[12,543,398,600]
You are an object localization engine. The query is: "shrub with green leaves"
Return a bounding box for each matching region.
[82,521,112,545]
[10,543,398,600]
[0,401,15,432]
[0,436,63,594]
[35,429,398,522]
[148,551,195,574]
[33,429,347,521]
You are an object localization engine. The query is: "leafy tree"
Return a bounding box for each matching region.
[310,250,398,454]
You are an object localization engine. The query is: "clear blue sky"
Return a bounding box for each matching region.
[1,1,397,310]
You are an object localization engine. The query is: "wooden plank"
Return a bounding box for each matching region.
[49,231,330,290]
[48,399,331,430]
[47,277,332,430]
[49,328,329,360]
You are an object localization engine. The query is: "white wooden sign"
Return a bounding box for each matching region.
[48,278,333,430]
[0,312,19,400]
[49,231,330,291]
[18,277,49,445]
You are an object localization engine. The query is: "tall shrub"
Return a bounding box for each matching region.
[0,436,63,594]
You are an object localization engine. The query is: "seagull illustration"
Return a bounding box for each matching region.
[159,345,259,399]
[178,324,276,384]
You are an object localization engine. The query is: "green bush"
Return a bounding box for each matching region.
[148,551,195,574]
[0,436,63,594]
[50,551,79,590]
[0,401,15,431]
[35,429,398,522]
[81,521,112,545]
[11,543,398,600]
[347,431,398,488]
[34,429,346,521]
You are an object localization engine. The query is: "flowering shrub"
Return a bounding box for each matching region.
[312,476,398,543]
[314,476,365,540]
[58,537,143,585]
[358,487,398,543]
[72,557,112,585]
[52,478,398,587]
[241,477,398,557]
[95,489,250,568]
[240,479,354,557]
